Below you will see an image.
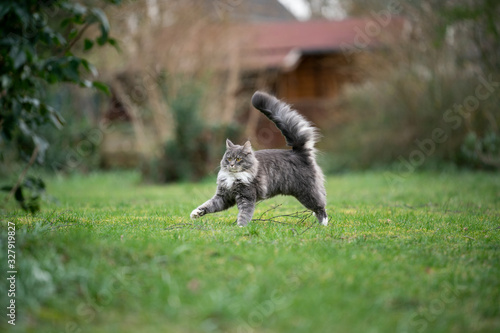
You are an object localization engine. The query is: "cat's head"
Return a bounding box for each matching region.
[221,139,256,173]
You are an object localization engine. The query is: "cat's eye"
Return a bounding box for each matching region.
[227,157,232,162]
[236,158,241,162]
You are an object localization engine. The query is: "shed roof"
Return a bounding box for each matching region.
[240,18,405,70]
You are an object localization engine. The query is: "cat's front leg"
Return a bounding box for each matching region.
[190,206,206,219]
[235,191,256,227]
[190,192,234,219]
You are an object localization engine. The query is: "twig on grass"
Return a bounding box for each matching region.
[297,211,314,225]
[251,205,317,236]
[298,225,314,236]
[257,204,283,220]
[211,206,320,233]
[253,206,313,225]
[259,219,291,226]
[165,223,209,231]
[463,235,476,241]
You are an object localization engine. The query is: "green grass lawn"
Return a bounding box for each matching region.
[1,171,499,333]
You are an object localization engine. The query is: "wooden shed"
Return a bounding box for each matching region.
[100,13,404,167]
[236,18,403,148]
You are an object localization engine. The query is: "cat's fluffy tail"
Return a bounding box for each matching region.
[251,91,319,152]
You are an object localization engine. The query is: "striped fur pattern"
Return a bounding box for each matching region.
[191,91,327,226]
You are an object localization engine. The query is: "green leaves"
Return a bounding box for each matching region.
[0,0,120,211]
[80,59,98,77]
[1,176,46,213]
[11,3,31,30]
[40,57,83,83]
[90,8,110,44]
[8,42,28,69]
[59,2,114,49]
[0,3,11,21]
[84,38,94,51]
[92,81,110,95]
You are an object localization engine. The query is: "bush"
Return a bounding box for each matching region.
[0,0,118,211]
[40,86,102,174]
[142,81,239,183]
[460,131,500,169]
[322,1,500,172]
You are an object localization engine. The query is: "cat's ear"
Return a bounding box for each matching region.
[243,140,252,152]
[226,139,235,149]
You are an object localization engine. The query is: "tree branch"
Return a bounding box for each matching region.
[3,146,39,205]
[63,22,92,55]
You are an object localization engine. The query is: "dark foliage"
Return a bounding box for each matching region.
[142,82,239,183]
[0,0,120,211]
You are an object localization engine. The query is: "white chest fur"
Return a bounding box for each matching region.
[217,169,254,188]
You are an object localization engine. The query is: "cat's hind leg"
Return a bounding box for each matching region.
[295,188,328,226]
[313,209,328,226]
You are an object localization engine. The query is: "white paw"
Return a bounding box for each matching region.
[190,208,204,219]
[321,217,328,226]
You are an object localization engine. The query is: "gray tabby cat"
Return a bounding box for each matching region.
[190,91,328,226]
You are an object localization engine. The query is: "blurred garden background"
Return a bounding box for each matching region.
[2,0,499,202]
